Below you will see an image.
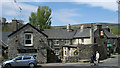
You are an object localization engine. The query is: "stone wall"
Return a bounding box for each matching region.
[63,43,107,63]
[64,56,79,63]
[63,44,95,63]
[78,45,94,60]
[93,44,107,60]
[78,44,107,60]
[94,29,108,60]
[8,24,48,63]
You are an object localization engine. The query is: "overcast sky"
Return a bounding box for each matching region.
[0,0,118,26]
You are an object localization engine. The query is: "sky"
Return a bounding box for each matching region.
[0,0,118,26]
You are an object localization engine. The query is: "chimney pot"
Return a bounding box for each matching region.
[95,24,102,29]
[37,25,40,30]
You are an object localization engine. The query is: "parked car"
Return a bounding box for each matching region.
[1,56,37,68]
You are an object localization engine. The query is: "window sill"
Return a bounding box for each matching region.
[24,44,33,47]
[24,46,34,47]
[54,44,59,45]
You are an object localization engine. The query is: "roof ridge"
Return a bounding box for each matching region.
[8,23,48,37]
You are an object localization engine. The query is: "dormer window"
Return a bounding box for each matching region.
[65,40,70,45]
[24,33,33,46]
[53,40,59,45]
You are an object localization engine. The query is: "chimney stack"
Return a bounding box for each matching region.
[12,18,19,31]
[81,25,84,30]
[90,23,94,44]
[37,24,40,30]
[67,24,71,32]
[95,24,102,30]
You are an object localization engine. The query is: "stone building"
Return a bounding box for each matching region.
[62,24,117,62]
[0,32,11,62]
[7,19,118,63]
[8,23,49,63]
[2,18,23,32]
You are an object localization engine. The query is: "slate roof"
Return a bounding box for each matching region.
[8,23,117,40]
[0,32,11,46]
[74,28,90,38]
[43,29,77,39]
[8,23,48,37]
[104,30,117,38]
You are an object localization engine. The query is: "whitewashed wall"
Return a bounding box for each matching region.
[72,38,91,45]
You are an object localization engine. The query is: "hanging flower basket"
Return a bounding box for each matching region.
[59,49,63,53]
[15,37,18,42]
[74,49,78,55]
[39,38,43,42]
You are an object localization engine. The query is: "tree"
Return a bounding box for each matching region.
[1,17,7,31]
[2,17,6,24]
[29,6,52,29]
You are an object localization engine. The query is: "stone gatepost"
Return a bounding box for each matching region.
[36,49,47,64]
[63,47,70,63]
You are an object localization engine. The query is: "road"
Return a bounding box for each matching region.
[99,55,119,66]
[0,55,119,68]
[39,55,120,68]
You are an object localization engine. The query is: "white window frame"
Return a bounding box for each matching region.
[24,33,33,46]
[64,47,67,56]
[81,39,84,44]
[53,40,59,45]
[55,50,59,55]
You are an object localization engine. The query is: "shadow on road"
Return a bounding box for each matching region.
[3,65,120,68]
[12,65,42,68]
[39,66,119,68]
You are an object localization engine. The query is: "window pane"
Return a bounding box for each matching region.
[15,57,22,60]
[65,40,70,45]
[25,34,31,39]
[24,33,33,46]
[53,40,59,45]
[25,40,31,44]
[23,56,31,60]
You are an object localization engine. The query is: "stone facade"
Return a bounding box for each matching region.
[78,45,95,60]
[94,26,108,59]
[48,39,72,56]
[8,24,48,63]
[7,23,117,63]
[63,44,96,63]
[0,44,2,62]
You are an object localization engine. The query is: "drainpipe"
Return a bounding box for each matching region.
[90,23,94,44]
